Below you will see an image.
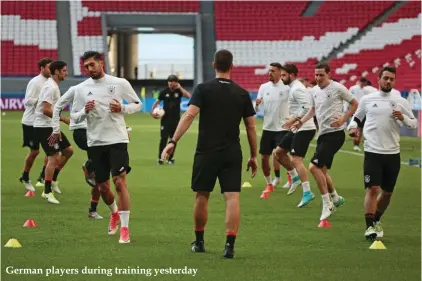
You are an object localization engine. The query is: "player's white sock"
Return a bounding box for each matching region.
[330,190,340,202]
[272,177,280,185]
[288,169,298,179]
[119,211,130,228]
[301,181,311,192]
[321,193,331,205]
[265,176,272,185]
[107,201,118,214]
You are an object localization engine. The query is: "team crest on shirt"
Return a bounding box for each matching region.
[107,85,116,95]
[279,92,283,96]
[166,93,170,98]
[364,175,370,183]
[54,143,59,150]
[389,101,397,109]
[326,90,335,99]
[266,92,270,96]
[175,93,179,98]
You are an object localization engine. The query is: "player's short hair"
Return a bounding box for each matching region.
[269,62,282,70]
[167,74,179,82]
[378,66,396,78]
[38,57,53,70]
[315,62,330,73]
[81,51,102,62]
[214,49,233,73]
[281,64,298,76]
[359,77,368,83]
[50,61,67,74]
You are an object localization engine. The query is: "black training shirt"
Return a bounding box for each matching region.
[158,87,183,121]
[188,78,256,153]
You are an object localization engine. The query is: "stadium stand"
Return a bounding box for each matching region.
[331,1,421,88]
[70,0,200,75]
[215,1,395,90]
[1,1,58,76]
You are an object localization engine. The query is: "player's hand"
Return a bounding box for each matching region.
[255,98,262,106]
[330,115,345,128]
[282,118,296,130]
[175,83,181,89]
[61,117,70,125]
[161,143,175,161]
[291,120,303,131]
[348,128,359,138]
[110,99,122,113]
[85,100,95,114]
[48,132,61,147]
[151,111,160,119]
[246,157,258,178]
[392,110,404,121]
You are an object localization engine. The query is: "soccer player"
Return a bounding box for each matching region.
[71,51,141,243]
[161,49,258,259]
[275,64,316,207]
[151,75,191,165]
[19,58,53,191]
[49,86,102,219]
[33,61,73,204]
[347,66,416,241]
[293,63,358,221]
[347,78,370,151]
[255,63,290,199]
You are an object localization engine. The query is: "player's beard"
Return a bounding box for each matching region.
[283,77,291,85]
[90,72,102,80]
[380,85,392,92]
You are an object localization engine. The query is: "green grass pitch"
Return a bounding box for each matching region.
[1,112,421,281]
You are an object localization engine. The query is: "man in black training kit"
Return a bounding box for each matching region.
[161,49,258,259]
[151,75,191,165]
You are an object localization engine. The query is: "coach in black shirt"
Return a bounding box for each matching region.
[151,75,191,164]
[161,49,258,259]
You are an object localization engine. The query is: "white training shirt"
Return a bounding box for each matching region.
[257,80,290,131]
[72,74,142,147]
[362,85,378,96]
[52,85,87,133]
[33,78,61,128]
[288,79,316,131]
[21,74,48,126]
[349,84,365,102]
[353,90,417,154]
[311,80,355,136]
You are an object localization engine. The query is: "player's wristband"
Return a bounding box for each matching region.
[168,139,177,145]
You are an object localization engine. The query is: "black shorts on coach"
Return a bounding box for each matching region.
[278,129,316,158]
[22,124,40,150]
[191,144,242,193]
[310,130,345,169]
[89,143,131,184]
[364,152,400,193]
[35,127,71,156]
[260,130,287,155]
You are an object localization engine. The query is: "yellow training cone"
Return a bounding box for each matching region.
[242,181,252,188]
[4,239,22,248]
[369,240,386,250]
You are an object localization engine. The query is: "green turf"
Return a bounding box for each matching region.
[1,112,421,281]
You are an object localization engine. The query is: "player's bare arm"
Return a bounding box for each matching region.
[161,104,200,160]
[293,106,315,130]
[177,84,192,98]
[243,115,258,178]
[150,99,161,119]
[42,102,69,125]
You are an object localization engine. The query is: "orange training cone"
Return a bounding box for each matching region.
[23,219,37,228]
[25,190,35,197]
[318,220,332,228]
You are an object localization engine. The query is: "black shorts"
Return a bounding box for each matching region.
[73,129,88,151]
[191,145,242,193]
[310,130,345,169]
[260,130,287,155]
[35,127,71,156]
[89,143,131,184]
[160,120,178,139]
[364,152,401,192]
[22,124,40,150]
[278,129,316,157]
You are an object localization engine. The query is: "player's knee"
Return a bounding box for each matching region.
[309,163,318,173]
[29,149,40,158]
[292,156,303,166]
[62,147,73,158]
[98,182,110,193]
[366,186,379,196]
[113,174,127,192]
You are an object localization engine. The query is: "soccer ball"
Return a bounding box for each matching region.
[153,107,165,118]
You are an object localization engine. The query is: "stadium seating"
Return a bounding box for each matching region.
[215,1,421,91]
[70,0,200,75]
[215,1,394,90]
[1,1,58,76]
[331,1,421,88]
